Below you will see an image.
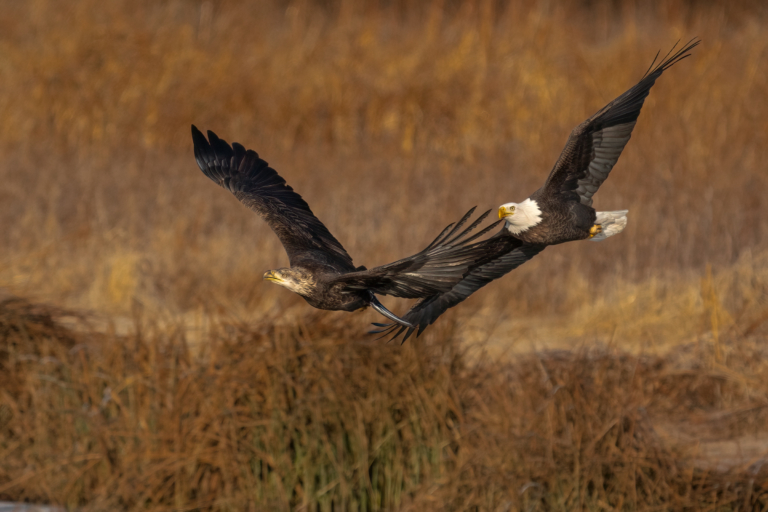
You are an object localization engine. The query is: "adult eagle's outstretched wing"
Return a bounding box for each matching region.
[370,230,546,342]
[192,126,355,271]
[542,38,699,207]
[330,208,505,298]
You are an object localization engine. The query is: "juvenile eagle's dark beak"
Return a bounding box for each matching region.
[263,270,282,283]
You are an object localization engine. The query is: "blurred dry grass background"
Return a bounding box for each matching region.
[1,0,768,509]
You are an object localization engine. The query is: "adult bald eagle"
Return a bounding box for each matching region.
[498,38,699,244]
[192,126,499,328]
[373,39,699,342]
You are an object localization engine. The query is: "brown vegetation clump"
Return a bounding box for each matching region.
[0,298,767,510]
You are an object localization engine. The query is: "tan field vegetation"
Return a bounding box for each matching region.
[1,0,768,509]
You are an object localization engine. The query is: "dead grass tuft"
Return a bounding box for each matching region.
[1,300,767,510]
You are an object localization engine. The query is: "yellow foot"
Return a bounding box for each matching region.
[589,224,603,238]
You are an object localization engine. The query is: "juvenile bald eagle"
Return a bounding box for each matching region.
[192,126,499,328]
[373,38,699,342]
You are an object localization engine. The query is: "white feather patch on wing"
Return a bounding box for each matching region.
[504,198,543,235]
[590,210,628,241]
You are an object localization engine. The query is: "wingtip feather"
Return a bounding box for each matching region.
[643,37,700,79]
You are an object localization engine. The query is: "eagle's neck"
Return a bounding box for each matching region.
[505,198,543,235]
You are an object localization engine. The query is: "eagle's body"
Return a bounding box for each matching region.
[503,193,592,244]
[374,38,699,342]
[502,190,628,245]
[192,126,498,327]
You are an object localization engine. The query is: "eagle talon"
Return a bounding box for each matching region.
[589,224,603,238]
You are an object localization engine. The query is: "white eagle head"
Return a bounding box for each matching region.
[498,198,543,235]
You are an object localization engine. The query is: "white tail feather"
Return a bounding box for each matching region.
[589,210,628,242]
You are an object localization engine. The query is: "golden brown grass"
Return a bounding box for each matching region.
[1,0,766,324]
[1,295,767,510]
[1,0,768,509]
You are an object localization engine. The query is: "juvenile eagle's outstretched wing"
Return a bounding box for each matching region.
[194,126,511,302]
[371,231,546,342]
[541,38,700,207]
[192,126,356,271]
[330,208,506,298]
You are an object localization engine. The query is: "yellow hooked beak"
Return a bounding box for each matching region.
[498,206,514,219]
[263,270,282,283]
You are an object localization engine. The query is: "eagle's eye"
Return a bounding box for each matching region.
[510,206,515,212]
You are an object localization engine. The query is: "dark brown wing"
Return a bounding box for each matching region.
[192,126,355,271]
[542,38,699,206]
[329,207,504,298]
[370,230,546,343]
